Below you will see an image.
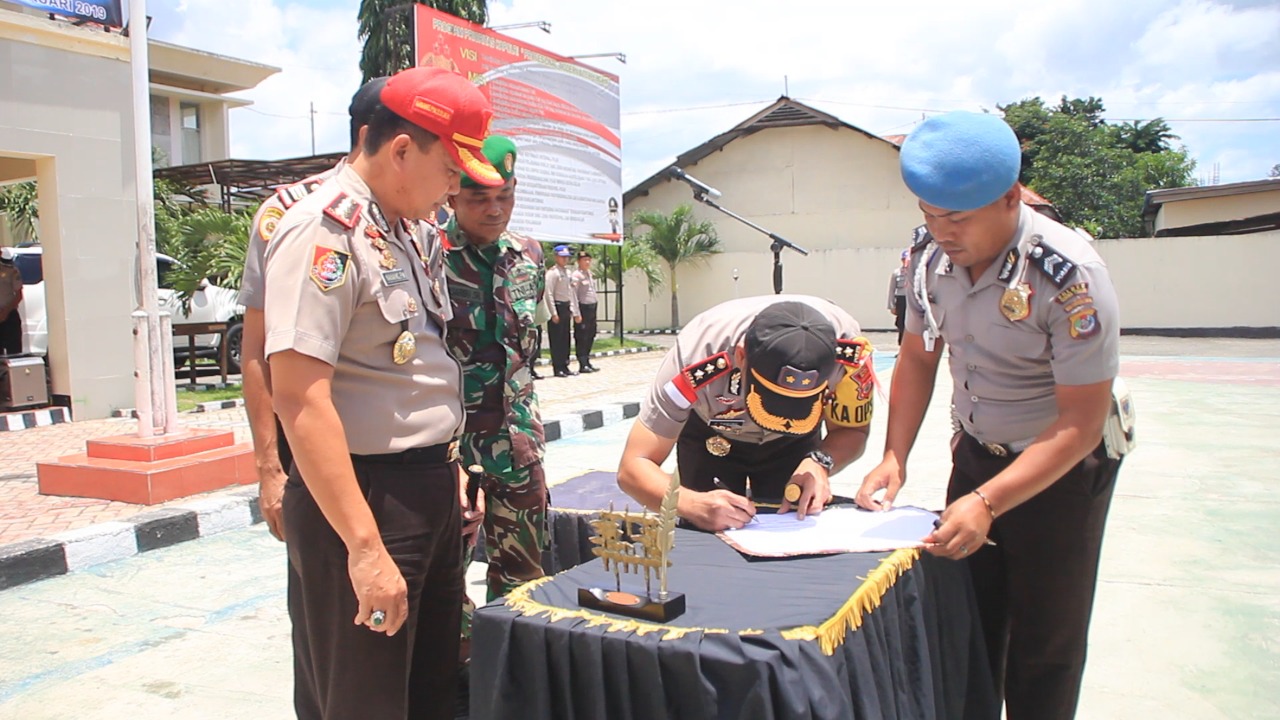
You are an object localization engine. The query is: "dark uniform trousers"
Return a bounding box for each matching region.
[284,449,463,720]
[274,417,294,474]
[948,432,1121,720]
[675,414,820,500]
[574,302,598,366]
[893,295,907,344]
[548,301,573,373]
[0,309,22,355]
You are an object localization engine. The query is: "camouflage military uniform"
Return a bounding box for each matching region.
[444,223,548,635]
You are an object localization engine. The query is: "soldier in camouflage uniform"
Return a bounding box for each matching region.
[443,136,548,642]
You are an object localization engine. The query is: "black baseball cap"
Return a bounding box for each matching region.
[743,302,837,435]
[348,76,388,149]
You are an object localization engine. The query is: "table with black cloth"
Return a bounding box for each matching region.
[472,509,998,720]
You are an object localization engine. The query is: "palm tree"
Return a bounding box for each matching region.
[630,204,721,328]
[1115,119,1179,154]
[162,207,252,313]
[606,235,664,298]
[358,1,488,82]
[0,181,38,245]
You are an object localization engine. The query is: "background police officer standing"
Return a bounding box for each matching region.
[858,111,1126,720]
[572,250,600,372]
[442,135,548,654]
[263,67,503,720]
[238,76,385,542]
[543,245,580,377]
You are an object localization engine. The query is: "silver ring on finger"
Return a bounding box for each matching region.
[371,610,387,627]
[960,546,969,555]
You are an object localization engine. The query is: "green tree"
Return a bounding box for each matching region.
[0,181,39,244]
[161,207,253,312]
[358,1,488,82]
[608,235,664,298]
[629,204,721,327]
[998,96,1195,237]
[1114,119,1179,154]
[1270,164,1280,178]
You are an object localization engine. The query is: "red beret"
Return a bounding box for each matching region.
[380,67,502,187]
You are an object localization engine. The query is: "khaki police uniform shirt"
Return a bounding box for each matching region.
[544,264,580,316]
[640,295,874,444]
[262,165,463,455]
[238,160,345,310]
[572,267,598,306]
[905,203,1120,445]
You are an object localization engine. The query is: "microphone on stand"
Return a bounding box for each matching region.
[667,167,722,200]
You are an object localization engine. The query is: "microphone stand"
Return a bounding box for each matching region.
[691,190,808,295]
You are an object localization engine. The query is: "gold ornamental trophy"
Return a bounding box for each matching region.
[578,472,686,622]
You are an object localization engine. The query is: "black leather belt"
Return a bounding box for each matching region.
[352,440,460,465]
[967,433,1031,458]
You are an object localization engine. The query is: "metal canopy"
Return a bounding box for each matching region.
[153,152,346,211]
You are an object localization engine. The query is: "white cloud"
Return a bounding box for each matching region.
[152,0,1280,185]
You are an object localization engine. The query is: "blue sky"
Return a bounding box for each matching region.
[151,0,1280,189]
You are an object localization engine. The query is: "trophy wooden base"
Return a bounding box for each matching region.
[577,587,686,622]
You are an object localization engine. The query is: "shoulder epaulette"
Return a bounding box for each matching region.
[1028,239,1078,288]
[910,224,931,254]
[661,352,732,409]
[276,181,313,209]
[835,337,871,366]
[322,193,363,230]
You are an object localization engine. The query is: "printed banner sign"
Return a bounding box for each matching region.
[11,0,123,28]
[415,6,623,246]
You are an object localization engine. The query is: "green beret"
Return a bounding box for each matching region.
[461,135,517,188]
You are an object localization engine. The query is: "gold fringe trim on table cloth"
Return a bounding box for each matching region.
[780,548,921,655]
[504,576,730,641]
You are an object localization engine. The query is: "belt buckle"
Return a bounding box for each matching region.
[982,441,1008,457]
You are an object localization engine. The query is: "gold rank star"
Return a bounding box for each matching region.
[786,375,796,384]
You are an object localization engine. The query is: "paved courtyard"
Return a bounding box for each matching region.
[0,334,1277,718]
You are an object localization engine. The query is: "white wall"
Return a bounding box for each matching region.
[622,232,1280,333]
[1156,189,1280,233]
[1094,232,1280,330]
[627,124,920,253]
[1,31,139,418]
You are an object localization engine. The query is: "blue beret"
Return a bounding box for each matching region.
[900,112,1021,211]
[553,245,572,256]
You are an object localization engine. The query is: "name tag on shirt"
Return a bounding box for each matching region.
[381,268,409,286]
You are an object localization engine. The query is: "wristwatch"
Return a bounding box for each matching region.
[807,449,835,472]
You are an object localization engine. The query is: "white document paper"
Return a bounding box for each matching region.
[719,506,940,557]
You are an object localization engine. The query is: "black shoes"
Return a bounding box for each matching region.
[530,368,543,380]
[578,364,599,373]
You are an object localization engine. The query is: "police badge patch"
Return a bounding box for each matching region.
[257,205,285,243]
[1069,308,1099,339]
[309,245,350,292]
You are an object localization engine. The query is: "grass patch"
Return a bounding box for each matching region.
[591,336,657,353]
[176,384,243,412]
[540,335,660,358]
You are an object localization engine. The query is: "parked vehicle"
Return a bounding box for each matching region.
[9,245,244,373]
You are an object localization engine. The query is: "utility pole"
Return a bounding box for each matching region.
[310,101,316,156]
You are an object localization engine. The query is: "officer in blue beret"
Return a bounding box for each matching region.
[858,111,1129,720]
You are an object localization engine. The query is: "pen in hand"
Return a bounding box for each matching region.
[713,476,759,525]
[932,517,997,547]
